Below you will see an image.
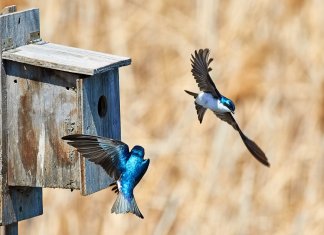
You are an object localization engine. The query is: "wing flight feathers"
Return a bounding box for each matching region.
[213,112,270,167]
[191,49,221,98]
[62,134,130,180]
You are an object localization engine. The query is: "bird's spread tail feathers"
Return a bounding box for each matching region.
[111,193,144,219]
[184,90,198,98]
[238,130,270,167]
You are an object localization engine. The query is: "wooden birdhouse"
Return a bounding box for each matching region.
[0,6,131,230]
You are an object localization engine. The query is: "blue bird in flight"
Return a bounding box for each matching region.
[185,49,270,167]
[62,134,150,218]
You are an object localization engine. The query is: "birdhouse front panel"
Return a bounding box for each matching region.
[5,61,82,190]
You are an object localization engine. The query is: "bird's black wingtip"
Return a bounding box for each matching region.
[61,135,70,140]
[252,155,270,168]
[238,131,270,168]
[258,159,270,167]
[62,134,76,140]
[194,48,209,53]
[254,153,270,168]
[62,134,86,141]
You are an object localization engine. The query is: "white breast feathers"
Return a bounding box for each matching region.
[195,92,231,113]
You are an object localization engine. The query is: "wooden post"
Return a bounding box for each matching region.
[0,6,43,233]
[0,6,18,235]
[2,223,18,235]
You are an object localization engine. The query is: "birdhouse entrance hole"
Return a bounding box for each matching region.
[98,95,107,117]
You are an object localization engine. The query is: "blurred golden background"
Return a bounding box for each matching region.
[1,0,324,234]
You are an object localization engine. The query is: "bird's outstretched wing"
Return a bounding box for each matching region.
[213,112,270,167]
[191,48,222,98]
[62,134,130,180]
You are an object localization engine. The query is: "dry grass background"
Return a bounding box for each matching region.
[1,0,324,234]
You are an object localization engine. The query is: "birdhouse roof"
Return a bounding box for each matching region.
[2,41,131,75]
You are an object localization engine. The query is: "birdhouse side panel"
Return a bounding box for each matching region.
[80,68,121,195]
[5,61,81,189]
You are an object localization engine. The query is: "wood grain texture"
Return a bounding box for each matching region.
[0,8,43,225]
[5,61,82,190]
[2,42,131,75]
[0,8,40,51]
[80,68,121,195]
[0,43,9,226]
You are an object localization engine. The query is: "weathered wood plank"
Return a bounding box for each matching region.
[5,61,82,190]
[2,42,131,75]
[0,8,40,51]
[80,68,121,195]
[0,45,9,226]
[0,8,43,226]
